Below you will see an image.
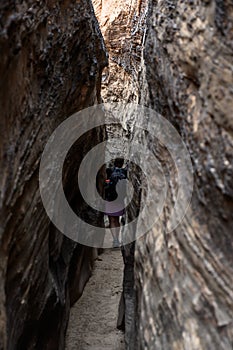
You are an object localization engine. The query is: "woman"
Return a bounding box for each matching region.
[104,158,127,248]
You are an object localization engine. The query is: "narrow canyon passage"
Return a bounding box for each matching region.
[65,249,124,350]
[0,1,232,349]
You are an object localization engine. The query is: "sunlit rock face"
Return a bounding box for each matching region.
[93,0,148,103]
[132,0,233,349]
[0,1,107,349]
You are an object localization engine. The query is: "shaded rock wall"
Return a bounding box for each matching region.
[0,1,107,349]
[132,0,233,349]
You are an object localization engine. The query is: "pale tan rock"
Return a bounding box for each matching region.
[93,0,148,103]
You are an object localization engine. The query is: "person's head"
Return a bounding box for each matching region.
[114,158,124,168]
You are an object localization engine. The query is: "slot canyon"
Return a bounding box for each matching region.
[0,0,232,350]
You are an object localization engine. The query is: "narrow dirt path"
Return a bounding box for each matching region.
[65,249,125,350]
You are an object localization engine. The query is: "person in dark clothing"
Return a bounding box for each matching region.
[104,158,127,248]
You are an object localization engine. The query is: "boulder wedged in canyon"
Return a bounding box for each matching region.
[0,1,107,349]
[131,0,233,349]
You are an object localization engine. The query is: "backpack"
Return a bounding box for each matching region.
[104,167,127,202]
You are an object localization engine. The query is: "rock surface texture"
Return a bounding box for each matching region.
[65,249,124,350]
[1,0,233,349]
[94,0,233,349]
[93,0,148,103]
[0,1,107,349]
[132,0,233,349]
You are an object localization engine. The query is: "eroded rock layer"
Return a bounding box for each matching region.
[0,1,107,349]
[93,0,148,103]
[133,0,233,349]
[94,0,233,349]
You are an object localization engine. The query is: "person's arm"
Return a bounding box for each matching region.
[106,167,113,179]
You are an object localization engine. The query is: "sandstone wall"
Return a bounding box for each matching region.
[91,1,233,349]
[92,0,148,103]
[0,1,107,349]
[133,0,233,349]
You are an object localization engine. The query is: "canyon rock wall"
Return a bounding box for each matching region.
[133,0,233,349]
[92,0,148,103]
[0,1,107,349]
[92,1,233,349]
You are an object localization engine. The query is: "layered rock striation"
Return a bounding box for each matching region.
[93,0,148,103]
[93,0,233,349]
[133,0,233,349]
[0,1,107,349]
